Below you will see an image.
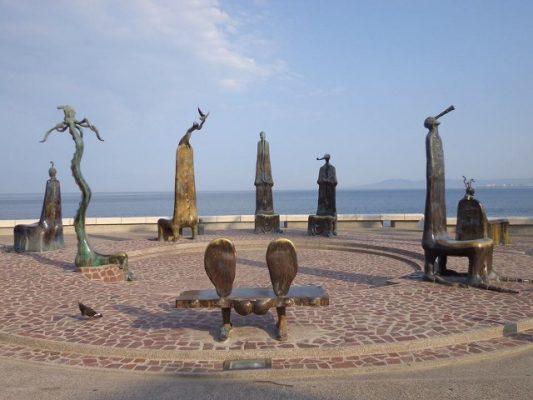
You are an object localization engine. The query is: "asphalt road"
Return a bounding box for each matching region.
[1,348,531,400]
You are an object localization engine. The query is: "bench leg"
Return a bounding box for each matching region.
[219,307,232,342]
[276,306,288,341]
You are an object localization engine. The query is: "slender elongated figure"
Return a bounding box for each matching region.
[41,106,130,279]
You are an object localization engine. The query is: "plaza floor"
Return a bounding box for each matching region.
[0,229,532,376]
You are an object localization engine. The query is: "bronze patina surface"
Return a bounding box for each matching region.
[456,177,489,241]
[40,106,130,280]
[158,108,208,241]
[204,238,236,298]
[254,131,281,233]
[308,154,337,237]
[14,162,64,252]
[176,238,328,342]
[421,106,507,291]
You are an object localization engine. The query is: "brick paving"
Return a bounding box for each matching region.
[0,229,532,375]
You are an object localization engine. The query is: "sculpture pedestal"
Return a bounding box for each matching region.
[307,215,337,237]
[76,264,126,283]
[254,214,282,233]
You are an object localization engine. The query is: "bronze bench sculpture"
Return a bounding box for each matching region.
[158,108,208,241]
[176,238,329,342]
[14,162,64,252]
[422,106,506,291]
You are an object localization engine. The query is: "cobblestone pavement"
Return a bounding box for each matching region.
[0,229,532,375]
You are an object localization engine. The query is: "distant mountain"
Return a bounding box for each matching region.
[354,178,533,190]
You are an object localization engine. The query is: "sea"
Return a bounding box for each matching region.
[1,188,532,220]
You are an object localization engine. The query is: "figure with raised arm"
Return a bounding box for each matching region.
[41,106,130,280]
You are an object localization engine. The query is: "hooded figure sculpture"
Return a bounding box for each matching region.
[316,154,337,216]
[254,131,274,215]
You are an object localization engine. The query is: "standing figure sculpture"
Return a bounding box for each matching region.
[14,162,64,252]
[158,108,208,241]
[308,154,337,236]
[40,106,130,280]
[254,131,281,233]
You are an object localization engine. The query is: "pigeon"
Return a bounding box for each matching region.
[78,302,103,318]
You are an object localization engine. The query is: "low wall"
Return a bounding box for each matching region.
[2,214,533,237]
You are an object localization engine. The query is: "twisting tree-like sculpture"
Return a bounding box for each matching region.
[41,106,130,279]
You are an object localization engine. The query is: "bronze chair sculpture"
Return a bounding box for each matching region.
[158,108,208,241]
[14,162,64,252]
[422,106,499,289]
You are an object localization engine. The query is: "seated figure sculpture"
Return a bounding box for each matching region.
[254,131,281,233]
[422,106,498,288]
[14,162,64,252]
[308,154,337,236]
[158,108,208,241]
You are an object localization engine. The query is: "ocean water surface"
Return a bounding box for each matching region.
[1,188,532,220]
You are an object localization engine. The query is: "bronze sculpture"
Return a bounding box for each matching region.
[14,162,64,252]
[40,106,130,280]
[422,106,504,290]
[176,238,328,342]
[455,177,489,241]
[158,108,208,241]
[254,131,281,233]
[308,154,337,236]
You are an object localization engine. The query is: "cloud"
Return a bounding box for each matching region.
[0,0,286,91]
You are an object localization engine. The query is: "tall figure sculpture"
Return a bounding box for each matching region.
[254,131,281,233]
[421,105,504,290]
[158,108,208,241]
[14,162,64,252]
[308,154,337,236]
[41,106,130,281]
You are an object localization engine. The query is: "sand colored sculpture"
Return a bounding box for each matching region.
[14,162,64,252]
[308,154,337,236]
[254,131,281,233]
[158,108,208,241]
[40,106,130,281]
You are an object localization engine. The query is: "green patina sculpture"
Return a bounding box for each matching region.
[40,106,130,280]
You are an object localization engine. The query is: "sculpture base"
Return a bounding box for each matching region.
[307,215,337,237]
[76,264,126,283]
[157,218,197,241]
[254,214,282,233]
[13,224,64,253]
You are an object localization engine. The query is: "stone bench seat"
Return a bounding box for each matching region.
[176,285,328,342]
[176,285,328,310]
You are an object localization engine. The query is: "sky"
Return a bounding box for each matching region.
[1,0,532,194]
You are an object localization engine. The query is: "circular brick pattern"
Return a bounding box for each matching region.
[0,229,532,373]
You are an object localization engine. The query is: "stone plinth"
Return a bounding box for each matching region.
[489,219,510,245]
[76,264,125,282]
[254,214,282,233]
[307,215,337,237]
